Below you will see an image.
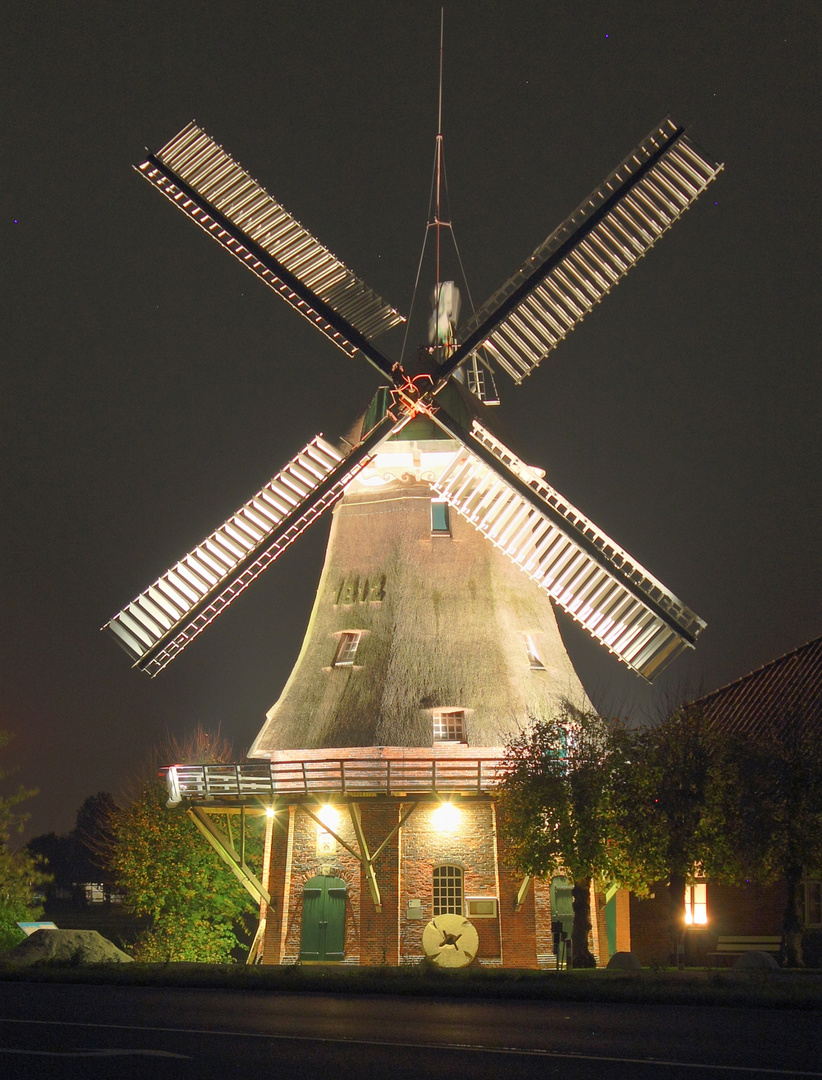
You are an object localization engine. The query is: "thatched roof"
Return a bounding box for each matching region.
[250,429,589,756]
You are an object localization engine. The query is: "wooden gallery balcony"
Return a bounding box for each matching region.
[165,748,505,807]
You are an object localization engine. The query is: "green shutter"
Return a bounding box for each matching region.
[324,881,346,961]
[550,876,574,939]
[300,880,324,960]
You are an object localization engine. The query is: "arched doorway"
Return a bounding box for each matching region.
[300,875,347,962]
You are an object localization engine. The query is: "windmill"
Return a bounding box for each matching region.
[105,116,720,687]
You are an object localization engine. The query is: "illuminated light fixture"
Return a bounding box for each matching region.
[265,806,276,819]
[316,804,339,856]
[432,802,461,831]
[318,804,340,831]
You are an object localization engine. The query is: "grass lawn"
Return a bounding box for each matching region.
[1,961,821,1010]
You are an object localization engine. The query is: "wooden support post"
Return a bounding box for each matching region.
[348,801,382,912]
[188,808,270,906]
[515,874,532,912]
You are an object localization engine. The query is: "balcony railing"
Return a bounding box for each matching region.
[166,757,504,806]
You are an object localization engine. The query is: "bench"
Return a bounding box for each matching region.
[709,935,782,965]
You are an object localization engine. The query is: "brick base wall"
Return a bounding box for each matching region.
[258,793,610,968]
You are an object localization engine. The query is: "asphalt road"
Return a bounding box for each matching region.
[0,982,820,1079]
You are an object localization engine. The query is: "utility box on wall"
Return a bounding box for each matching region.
[466,897,498,918]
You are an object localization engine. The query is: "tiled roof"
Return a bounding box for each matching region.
[696,635,822,741]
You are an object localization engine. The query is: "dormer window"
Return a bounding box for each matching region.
[433,708,466,744]
[431,499,451,536]
[333,631,362,667]
[524,634,545,670]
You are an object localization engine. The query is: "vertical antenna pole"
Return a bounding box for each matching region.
[435,7,444,297]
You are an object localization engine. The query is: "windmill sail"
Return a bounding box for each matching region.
[448,119,722,385]
[105,417,400,676]
[138,122,404,377]
[430,414,705,680]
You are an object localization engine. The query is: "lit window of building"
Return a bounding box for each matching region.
[524,634,545,669]
[433,708,466,744]
[333,631,362,667]
[433,864,464,916]
[684,881,708,925]
[430,499,451,535]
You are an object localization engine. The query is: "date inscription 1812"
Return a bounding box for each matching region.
[335,576,386,605]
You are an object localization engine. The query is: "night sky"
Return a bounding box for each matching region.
[4,1,821,841]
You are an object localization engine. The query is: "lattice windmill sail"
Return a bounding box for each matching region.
[105,116,720,681]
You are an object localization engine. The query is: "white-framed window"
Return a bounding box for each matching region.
[803,881,822,927]
[684,881,708,925]
[333,631,362,667]
[524,634,545,669]
[431,499,451,535]
[433,864,464,916]
[433,708,466,744]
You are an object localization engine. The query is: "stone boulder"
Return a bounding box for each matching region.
[733,950,779,972]
[3,928,133,965]
[606,950,642,971]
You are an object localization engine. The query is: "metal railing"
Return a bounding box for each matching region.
[166,757,504,806]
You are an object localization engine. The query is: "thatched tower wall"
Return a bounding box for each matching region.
[250,432,588,755]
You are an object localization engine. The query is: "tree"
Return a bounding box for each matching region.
[103,727,262,962]
[27,791,119,904]
[0,730,49,949]
[25,832,77,900]
[707,700,822,967]
[609,707,745,965]
[73,792,118,887]
[497,704,617,967]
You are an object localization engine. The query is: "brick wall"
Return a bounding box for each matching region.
[591,884,606,965]
[261,810,290,964]
[533,877,554,966]
[358,802,400,965]
[629,880,788,965]
[280,805,363,964]
[260,793,608,968]
[399,799,502,966]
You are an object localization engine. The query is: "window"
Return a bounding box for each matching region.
[433,864,464,916]
[524,634,545,669]
[684,882,707,925]
[431,499,451,535]
[333,631,362,667]
[433,708,466,743]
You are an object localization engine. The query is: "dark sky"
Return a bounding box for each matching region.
[3,1,821,841]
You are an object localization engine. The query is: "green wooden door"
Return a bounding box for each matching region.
[300,876,347,962]
[550,875,574,967]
